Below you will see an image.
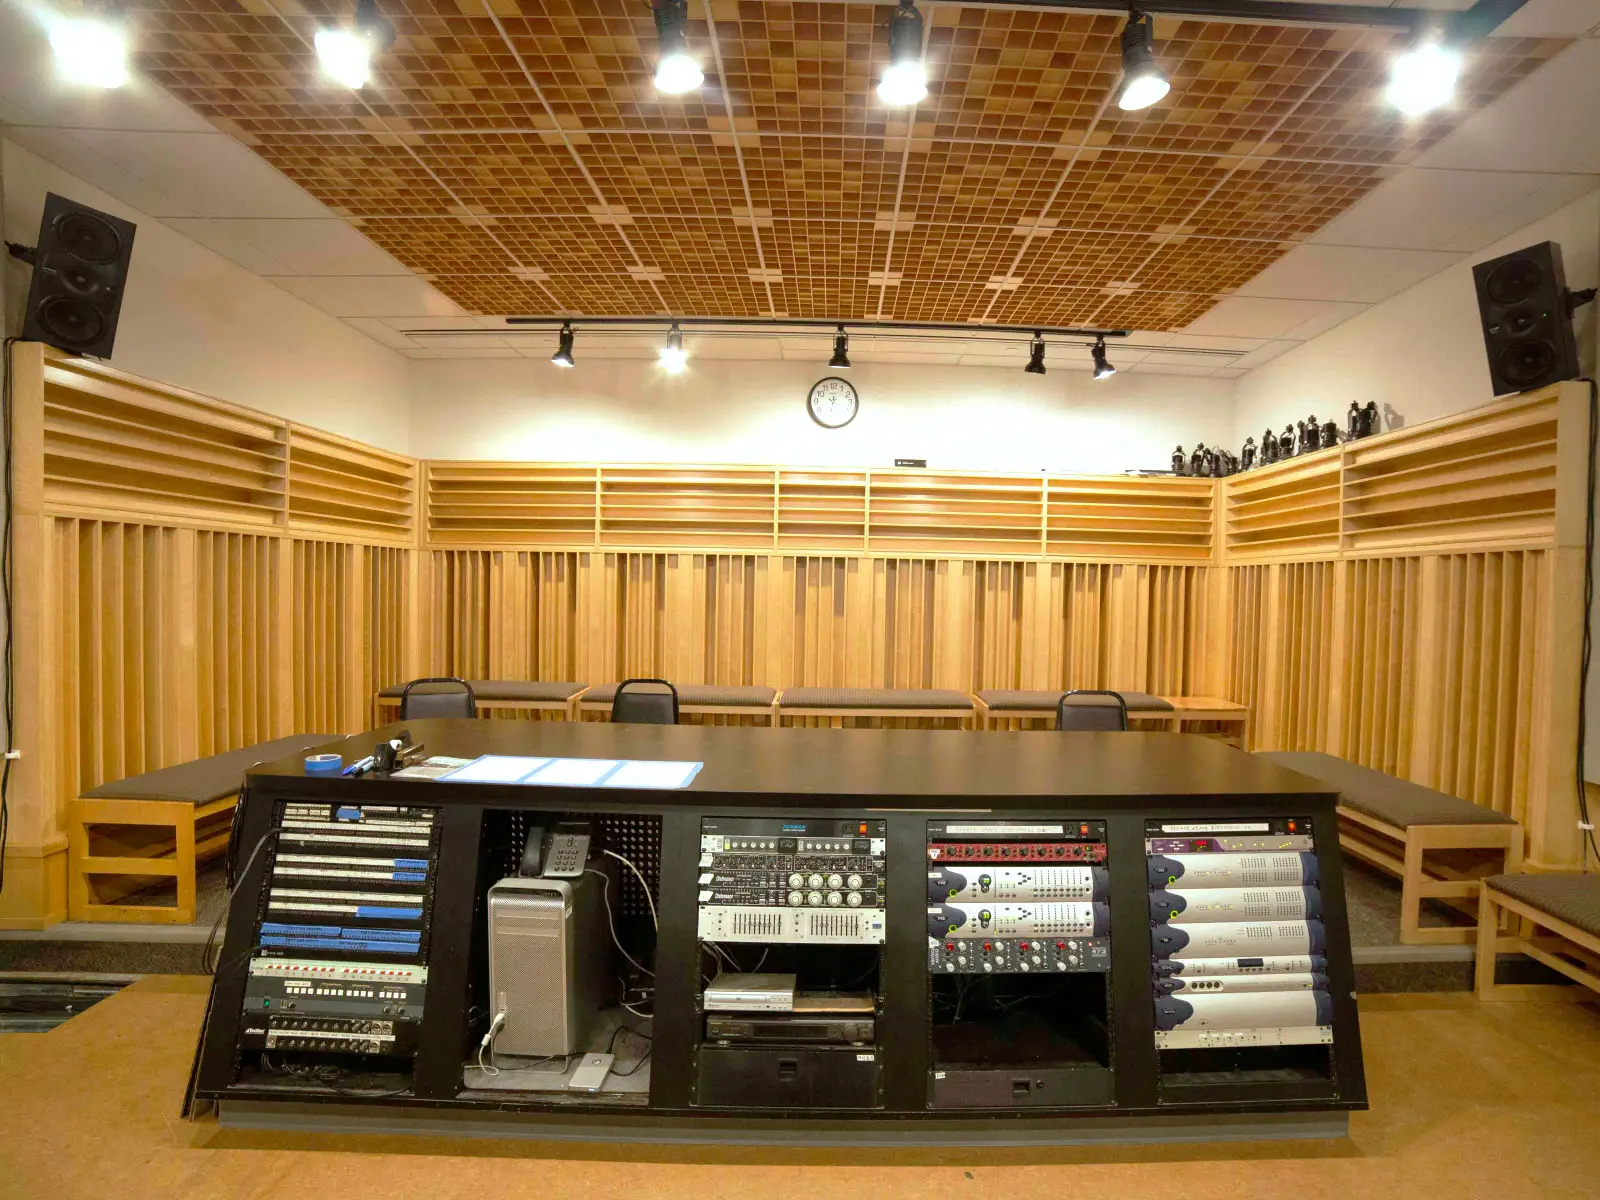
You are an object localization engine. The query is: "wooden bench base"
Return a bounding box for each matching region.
[67,794,236,924]
[1338,806,1522,945]
[1476,885,1600,1001]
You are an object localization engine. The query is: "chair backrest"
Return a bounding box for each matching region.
[612,678,679,725]
[399,677,478,720]
[1055,689,1129,732]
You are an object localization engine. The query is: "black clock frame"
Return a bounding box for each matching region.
[807,376,859,428]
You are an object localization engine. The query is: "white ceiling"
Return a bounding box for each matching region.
[1,0,1598,376]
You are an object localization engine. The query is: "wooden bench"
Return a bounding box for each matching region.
[576,684,779,725]
[375,680,587,722]
[972,690,1175,730]
[67,733,338,924]
[1477,873,1600,1001]
[1259,751,1522,946]
[777,687,975,729]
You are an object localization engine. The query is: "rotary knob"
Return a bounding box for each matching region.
[846,891,862,907]
[827,873,843,889]
[787,890,804,906]
[788,872,804,888]
[1020,961,1031,972]
[846,873,864,890]
[807,890,823,907]
[807,873,824,889]
[826,890,843,907]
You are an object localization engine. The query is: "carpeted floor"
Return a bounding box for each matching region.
[1,977,1598,1199]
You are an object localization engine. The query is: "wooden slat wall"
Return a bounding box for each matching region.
[414,551,1215,701]
[423,464,1216,561]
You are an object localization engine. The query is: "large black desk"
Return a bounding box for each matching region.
[191,721,1366,1145]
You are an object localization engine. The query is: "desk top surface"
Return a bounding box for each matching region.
[250,720,1330,806]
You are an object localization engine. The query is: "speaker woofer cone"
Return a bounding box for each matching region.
[1486,258,1542,306]
[37,295,107,346]
[56,262,107,297]
[1497,340,1554,385]
[55,212,122,264]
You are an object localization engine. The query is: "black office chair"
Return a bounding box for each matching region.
[1055,689,1129,732]
[399,677,478,720]
[612,678,679,725]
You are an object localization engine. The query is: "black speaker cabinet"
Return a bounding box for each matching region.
[20,193,137,359]
[1472,241,1580,397]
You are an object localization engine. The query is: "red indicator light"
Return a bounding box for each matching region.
[1080,824,1089,834]
[945,943,954,952]
[983,943,992,952]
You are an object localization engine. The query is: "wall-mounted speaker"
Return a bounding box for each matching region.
[19,193,137,358]
[1472,241,1581,397]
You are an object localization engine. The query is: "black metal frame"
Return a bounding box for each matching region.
[191,722,1366,1136]
[399,677,477,720]
[612,678,681,725]
[1057,689,1131,732]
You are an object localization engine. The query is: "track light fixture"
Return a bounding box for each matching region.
[551,321,575,368]
[1385,39,1462,116]
[659,321,689,373]
[878,0,928,107]
[47,8,130,89]
[1116,11,1169,112]
[1091,336,1116,380]
[652,0,704,95]
[1025,332,1046,375]
[829,326,851,369]
[315,0,394,90]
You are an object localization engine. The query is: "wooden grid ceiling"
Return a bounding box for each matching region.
[129,1,1569,328]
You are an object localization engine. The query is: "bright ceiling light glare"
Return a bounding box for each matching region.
[877,0,927,107]
[1091,336,1116,380]
[47,15,130,89]
[315,0,394,90]
[1385,41,1462,117]
[551,321,575,368]
[829,325,851,369]
[652,0,704,94]
[1116,11,1169,112]
[659,322,689,374]
[1024,332,1046,375]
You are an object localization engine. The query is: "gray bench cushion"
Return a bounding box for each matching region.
[82,734,340,804]
[1258,751,1516,828]
[379,680,585,702]
[1488,874,1600,939]
[581,684,775,707]
[781,687,973,710]
[977,690,1173,712]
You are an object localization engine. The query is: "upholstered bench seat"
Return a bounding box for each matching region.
[378,680,586,702]
[1259,752,1516,828]
[70,732,338,925]
[1478,873,1600,1001]
[580,684,776,707]
[780,687,973,710]
[975,689,1173,712]
[1258,750,1521,946]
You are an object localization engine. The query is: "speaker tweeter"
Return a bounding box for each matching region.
[19,193,137,359]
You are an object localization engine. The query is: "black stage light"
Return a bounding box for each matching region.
[651,0,703,93]
[829,325,851,369]
[551,321,575,367]
[1117,11,1170,112]
[1472,241,1592,396]
[1024,332,1046,375]
[1091,336,1116,380]
[18,192,137,358]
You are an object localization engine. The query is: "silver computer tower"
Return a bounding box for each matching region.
[487,869,609,1057]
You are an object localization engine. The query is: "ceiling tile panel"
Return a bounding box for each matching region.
[1045,151,1233,234]
[1189,157,1386,239]
[740,136,905,221]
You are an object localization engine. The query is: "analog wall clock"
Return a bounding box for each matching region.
[807,376,859,429]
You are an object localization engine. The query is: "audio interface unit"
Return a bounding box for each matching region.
[698,817,887,944]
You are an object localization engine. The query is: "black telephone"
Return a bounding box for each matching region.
[518,822,592,878]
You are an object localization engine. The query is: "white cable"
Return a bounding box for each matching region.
[477,1011,506,1077]
[621,999,653,1018]
[586,867,654,978]
[603,847,658,931]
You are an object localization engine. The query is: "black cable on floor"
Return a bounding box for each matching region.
[1577,378,1598,866]
[0,338,16,896]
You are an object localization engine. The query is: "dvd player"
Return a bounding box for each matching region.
[706,1013,876,1045]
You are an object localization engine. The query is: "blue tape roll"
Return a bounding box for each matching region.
[304,753,343,775]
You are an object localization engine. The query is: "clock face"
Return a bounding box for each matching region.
[807,376,859,429]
